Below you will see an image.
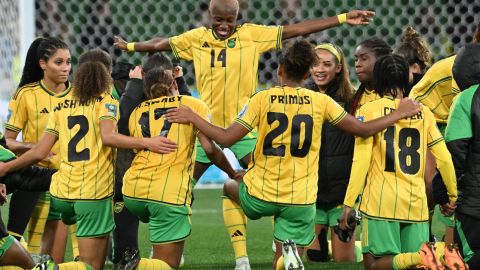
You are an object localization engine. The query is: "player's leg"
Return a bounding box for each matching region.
[40,199,68,263]
[305,206,329,262]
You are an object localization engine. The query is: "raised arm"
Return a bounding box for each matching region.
[336,98,421,137]
[165,106,249,147]
[114,36,171,52]
[282,10,375,40]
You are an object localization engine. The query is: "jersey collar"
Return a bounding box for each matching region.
[40,80,72,97]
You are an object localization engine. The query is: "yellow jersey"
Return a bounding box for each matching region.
[409,55,460,123]
[355,88,380,115]
[5,80,73,168]
[236,86,347,205]
[344,97,457,222]
[123,95,210,205]
[45,92,118,200]
[170,23,283,128]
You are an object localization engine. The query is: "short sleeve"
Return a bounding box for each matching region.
[170,28,204,61]
[45,111,59,137]
[234,93,262,131]
[324,95,348,125]
[196,101,211,123]
[4,92,27,132]
[99,96,119,122]
[245,24,283,53]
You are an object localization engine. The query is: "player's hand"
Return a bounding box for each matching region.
[164,106,195,124]
[41,151,56,163]
[397,98,422,118]
[346,10,375,25]
[144,136,177,154]
[129,66,143,79]
[231,169,246,182]
[114,36,128,51]
[440,201,456,217]
[0,184,6,205]
[338,205,352,230]
[174,66,183,78]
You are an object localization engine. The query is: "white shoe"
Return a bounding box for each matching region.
[272,240,277,253]
[235,256,251,270]
[282,240,304,270]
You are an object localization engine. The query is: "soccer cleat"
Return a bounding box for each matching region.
[444,243,469,270]
[334,210,361,243]
[282,239,304,270]
[418,242,444,270]
[113,248,140,270]
[235,260,251,270]
[32,259,58,270]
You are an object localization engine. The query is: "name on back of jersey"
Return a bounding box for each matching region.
[139,96,183,108]
[270,95,311,105]
[384,106,423,120]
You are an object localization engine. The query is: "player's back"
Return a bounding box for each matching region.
[123,95,209,205]
[356,97,442,221]
[239,86,347,205]
[46,92,118,200]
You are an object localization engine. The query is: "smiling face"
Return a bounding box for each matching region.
[354,45,377,85]
[39,48,71,84]
[310,49,341,91]
[209,0,239,40]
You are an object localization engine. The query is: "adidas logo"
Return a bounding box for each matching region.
[202,42,210,48]
[231,230,243,237]
[40,108,49,114]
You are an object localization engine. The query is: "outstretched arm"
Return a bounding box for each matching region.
[336,98,421,137]
[165,106,249,147]
[197,132,236,179]
[282,10,375,40]
[114,36,171,52]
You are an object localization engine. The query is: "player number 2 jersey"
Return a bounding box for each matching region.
[235,86,347,205]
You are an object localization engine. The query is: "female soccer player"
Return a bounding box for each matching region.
[115,3,374,268]
[0,49,171,270]
[351,37,392,114]
[304,43,357,262]
[4,36,74,262]
[121,67,238,269]
[165,39,421,270]
[340,55,464,270]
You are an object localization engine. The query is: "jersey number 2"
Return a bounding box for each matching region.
[384,127,420,174]
[67,115,90,162]
[263,112,313,157]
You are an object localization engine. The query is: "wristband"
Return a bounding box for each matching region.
[127,42,136,52]
[337,13,347,24]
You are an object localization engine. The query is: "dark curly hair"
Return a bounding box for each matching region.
[373,55,410,98]
[394,26,432,72]
[278,39,318,81]
[143,68,175,99]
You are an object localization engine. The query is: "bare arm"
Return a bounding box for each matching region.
[4,129,35,154]
[0,132,56,176]
[197,132,236,178]
[100,119,177,153]
[114,36,171,52]
[165,106,249,147]
[336,98,421,138]
[282,10,375,40]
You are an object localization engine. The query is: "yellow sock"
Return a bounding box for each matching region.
[137,259,172,270]
[223,197,248,259]
[58,262,94,270]
[275,256,284,270]
[435,241,446,264]
[70,224,80,258]
[392,252,421,270]
[0,266,23,269]
[27,192,50,253]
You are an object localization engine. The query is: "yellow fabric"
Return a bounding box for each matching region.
[70,224,79,258]
[4,80,73,168]
[392,252,421,269]
[223,197,247,259]
[344,97,456,222]
[26,194,50,253]
[58,261,92,270]
[315,43,341,63]
[0,267,23,270]
[435,241,446,264]
[236,86,347,205]
[355,89,381,115]
[276,256,284,270]
[409,55,460,123]
[126,42,135,52]
[45,92,118,200]
[123,96,209,205]
[169,24,283,128]
[137,259,172,270]
[337,13,347,24]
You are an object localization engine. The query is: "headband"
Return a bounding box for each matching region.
[315,43,341,63]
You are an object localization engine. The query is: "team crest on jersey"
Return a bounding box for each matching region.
[356,116,364,122]
[6,109,12,122]
[227,38,236,48]
[237,104,248,118]
[106,103,117,117]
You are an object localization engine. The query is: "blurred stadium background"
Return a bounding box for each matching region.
[1,0,479,184]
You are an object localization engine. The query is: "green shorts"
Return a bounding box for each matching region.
[51,197,115,238]
[362,216,429,256]
[435,205,455,227]
[239,182,315,247]
[0,235,15,259]
[37,191,61,221]
[315,205,342,226]
[123,196,191,244]
[195,131,256,165]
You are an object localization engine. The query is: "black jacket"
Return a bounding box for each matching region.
[305,80,355,207]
